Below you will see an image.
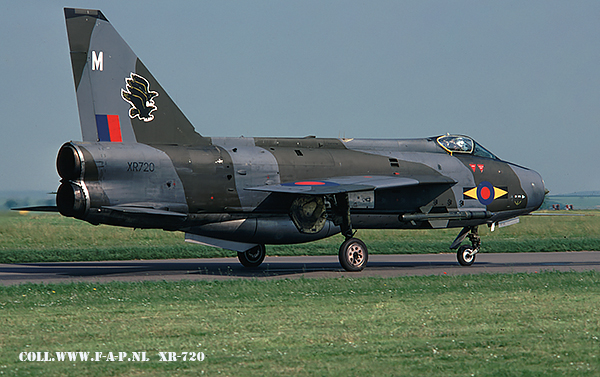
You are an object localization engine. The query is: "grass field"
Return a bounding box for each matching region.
[0,211,599,263]
[0,272,598,376]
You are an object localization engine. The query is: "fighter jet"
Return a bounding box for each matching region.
[53,8,546,271]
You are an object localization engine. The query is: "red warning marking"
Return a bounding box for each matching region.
[477,164,484,173]
[470,164,476,172]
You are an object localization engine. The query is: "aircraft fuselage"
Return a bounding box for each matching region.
[56,135,545,248]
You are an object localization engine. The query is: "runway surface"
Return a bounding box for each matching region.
[0,251,599,286]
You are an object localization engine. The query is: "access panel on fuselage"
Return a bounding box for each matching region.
[158,145,240,213]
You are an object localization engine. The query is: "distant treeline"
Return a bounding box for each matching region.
[541,195,600,210]
[551,191,600,197]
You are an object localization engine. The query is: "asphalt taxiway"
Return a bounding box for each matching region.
[0,251,599,286]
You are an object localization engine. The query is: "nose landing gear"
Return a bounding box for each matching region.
[451,226,481,266]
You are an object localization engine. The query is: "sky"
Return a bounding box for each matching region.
[1,1,599,195]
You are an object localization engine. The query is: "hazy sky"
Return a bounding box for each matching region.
[1,1,599,195]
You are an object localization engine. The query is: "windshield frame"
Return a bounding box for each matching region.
[436,135,498,160]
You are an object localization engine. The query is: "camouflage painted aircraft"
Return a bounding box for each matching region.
[54,8,546,271]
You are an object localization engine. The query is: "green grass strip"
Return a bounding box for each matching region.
[1,211,599,263]
[0,271,598,376]
[2,237,600,264]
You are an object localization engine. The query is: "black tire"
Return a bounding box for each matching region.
[457,244,476,266]
[238,245,266,268]
[339,238,368,272]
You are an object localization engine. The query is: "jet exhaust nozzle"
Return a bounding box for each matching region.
[56,182,87,218]
[57,143,83,181]
[56,143,88,218]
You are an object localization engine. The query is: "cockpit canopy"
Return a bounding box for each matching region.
[436,135,498,160]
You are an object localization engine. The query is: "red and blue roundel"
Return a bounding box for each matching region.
[464,182,509,206]
[476,181,495,205]
[282,180,340,187]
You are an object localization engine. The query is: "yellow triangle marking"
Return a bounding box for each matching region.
[494,187,508,199]
[464,187,478,199]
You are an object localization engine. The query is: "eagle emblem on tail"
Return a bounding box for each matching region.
[121,73,159,122]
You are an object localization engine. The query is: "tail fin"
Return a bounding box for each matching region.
[64,8,207,145]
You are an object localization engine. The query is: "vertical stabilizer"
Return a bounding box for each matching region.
[64,8,207,145]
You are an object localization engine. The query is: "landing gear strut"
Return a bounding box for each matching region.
[451,226,481,266]
[237,244,266,268]
[329,193,368,272]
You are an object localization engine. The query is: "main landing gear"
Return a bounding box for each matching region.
[237,244,266,268]
[330,193,368,272]
[236,192,368,272]
[339,238,368,272]
[451,226,481,266]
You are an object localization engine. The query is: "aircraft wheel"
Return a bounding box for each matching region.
[238,245,266,268]
[339,238,368,272]
[457,245,476,266]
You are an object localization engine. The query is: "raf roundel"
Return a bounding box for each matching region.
[293,181,326,186]
[476,181,495,205]
[463,182,509,206]
[282,180,340,187]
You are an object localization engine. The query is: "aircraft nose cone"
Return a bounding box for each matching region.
[519,168,545,211]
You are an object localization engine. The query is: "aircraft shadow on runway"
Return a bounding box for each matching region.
[0,257,595,280]
[0,259,460,278]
